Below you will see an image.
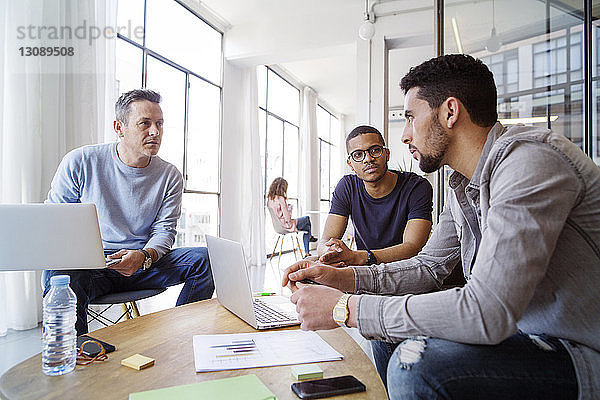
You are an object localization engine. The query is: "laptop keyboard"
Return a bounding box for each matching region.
[253,299,295,324]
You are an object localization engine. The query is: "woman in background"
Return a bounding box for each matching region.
[266,177,316,256]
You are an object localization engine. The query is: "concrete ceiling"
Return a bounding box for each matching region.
[280,47,356,117]
[197,0,366,116]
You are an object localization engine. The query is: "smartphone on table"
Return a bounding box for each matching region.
[291,375,366,399]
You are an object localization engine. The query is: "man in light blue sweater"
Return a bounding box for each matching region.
[43,89,214,335]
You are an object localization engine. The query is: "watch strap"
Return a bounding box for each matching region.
[333,293,352,327]
[140,249,152,270]
[365,249,377,265]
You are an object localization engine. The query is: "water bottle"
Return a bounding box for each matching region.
[42,275,77,376]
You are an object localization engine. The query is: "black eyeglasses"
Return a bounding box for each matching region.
[348,145,387,162]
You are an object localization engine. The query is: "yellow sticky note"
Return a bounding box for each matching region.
[121,354,155,370]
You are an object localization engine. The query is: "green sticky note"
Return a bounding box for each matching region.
[291,364,324,380]
[129,374,276,400]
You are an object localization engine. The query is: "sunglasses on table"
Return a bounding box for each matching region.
[347,145,388,162]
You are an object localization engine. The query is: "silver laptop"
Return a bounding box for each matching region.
[0,203,112,271]
[206,235,300,329]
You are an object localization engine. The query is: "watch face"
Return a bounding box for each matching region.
[333,307,346,323]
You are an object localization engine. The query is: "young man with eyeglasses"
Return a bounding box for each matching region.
[318,125,433,267]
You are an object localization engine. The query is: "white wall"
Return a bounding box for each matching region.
[355,6,435,137]
[219,61,243,242]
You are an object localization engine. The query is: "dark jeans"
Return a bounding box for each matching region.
[296,216,312,254]
[42,247,214,336]
[372,332,578,399]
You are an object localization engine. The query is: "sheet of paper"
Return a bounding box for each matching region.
[192,330,343,372]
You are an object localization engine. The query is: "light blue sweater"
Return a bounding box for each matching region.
[46,142,183,258]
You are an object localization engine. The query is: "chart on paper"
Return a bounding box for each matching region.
[193,331,343,372]
[209,339,262,367]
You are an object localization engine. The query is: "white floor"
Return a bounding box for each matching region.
[0,251,374,377]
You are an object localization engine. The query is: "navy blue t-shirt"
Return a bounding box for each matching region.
[329,170,433,251]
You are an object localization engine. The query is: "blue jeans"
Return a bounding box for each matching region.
[42,247,214,336]
[373,332,577,399]
[296,216,312,254]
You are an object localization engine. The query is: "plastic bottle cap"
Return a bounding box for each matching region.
[50,275,70,286]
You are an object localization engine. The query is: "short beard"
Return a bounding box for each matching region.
[419,115,449,173]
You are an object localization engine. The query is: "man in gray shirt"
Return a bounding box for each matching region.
[283,54,599,399]
[44,89,215,336]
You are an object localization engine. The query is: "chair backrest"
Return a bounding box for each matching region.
[267,205,292,235]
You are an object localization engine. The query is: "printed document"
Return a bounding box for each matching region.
[192,330,343,372]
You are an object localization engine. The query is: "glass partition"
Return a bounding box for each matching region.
[445,0,585,147]
[592,2,600,164]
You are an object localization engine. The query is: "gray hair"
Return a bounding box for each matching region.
[115,89,161,124]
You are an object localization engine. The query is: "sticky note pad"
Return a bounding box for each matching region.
[291,364,323,380]
[121,354,155,370]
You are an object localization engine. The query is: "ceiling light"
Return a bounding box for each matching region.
[486,27,501,53]
[499,116,559,125]
[358,0,375,41]
[485,0,502,53]
[359,20,375,40]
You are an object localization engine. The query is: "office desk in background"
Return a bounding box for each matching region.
[0,299,386,400]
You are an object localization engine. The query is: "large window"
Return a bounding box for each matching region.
[317,106,341,230]
[257,67,301,254]
[115,0,222,247]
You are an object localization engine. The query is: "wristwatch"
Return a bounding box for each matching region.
[365,249,377,265]
[140,249,152,270]
[333,294,352,328]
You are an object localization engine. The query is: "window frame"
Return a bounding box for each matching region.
[317,105,339,204]
[258,66,301,205]
[116,0,224,245]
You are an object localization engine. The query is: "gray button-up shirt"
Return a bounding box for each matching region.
[354,123,600,399]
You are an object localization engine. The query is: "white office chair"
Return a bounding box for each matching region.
[267,207,304,269]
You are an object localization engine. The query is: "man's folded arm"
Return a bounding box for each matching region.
[317,213,349,256]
